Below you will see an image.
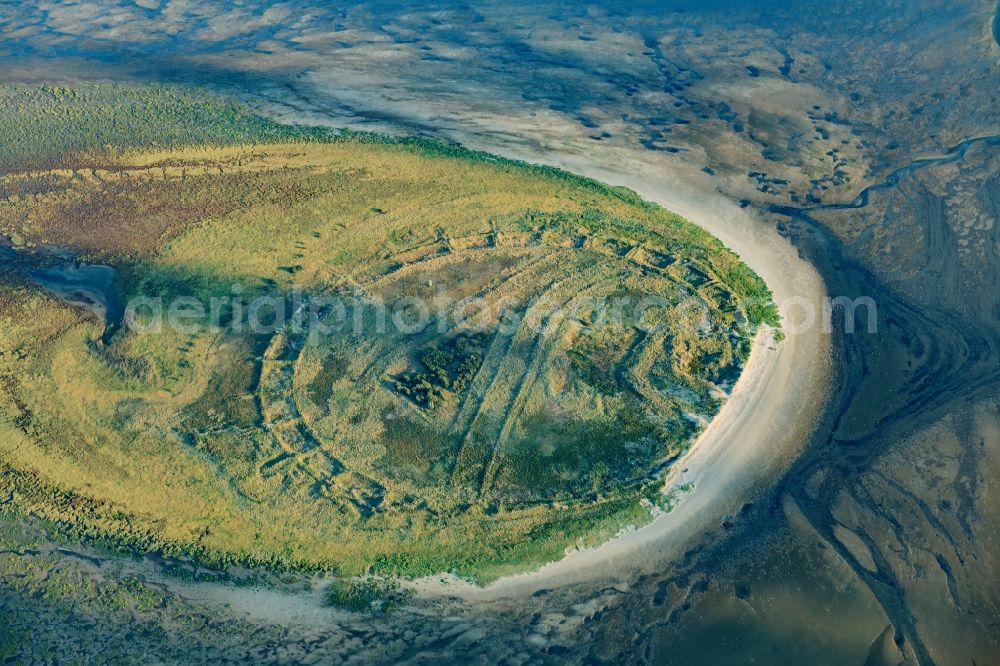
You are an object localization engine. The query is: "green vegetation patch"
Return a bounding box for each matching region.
[392,332,491,409]
[323,577,412,613]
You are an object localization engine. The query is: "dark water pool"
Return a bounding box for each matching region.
[1,244,121,328]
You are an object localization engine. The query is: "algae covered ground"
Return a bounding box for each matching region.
[0,84,777,581]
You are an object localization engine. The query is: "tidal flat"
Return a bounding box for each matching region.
[1,1,998,663]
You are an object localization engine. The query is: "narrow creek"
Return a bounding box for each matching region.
[759,132,1000,665]
[771,134,1000,218]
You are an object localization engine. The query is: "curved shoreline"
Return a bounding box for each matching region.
[3,87,831,603]
[401,149,832,599]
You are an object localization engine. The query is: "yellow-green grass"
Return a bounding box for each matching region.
[0,85,777,581]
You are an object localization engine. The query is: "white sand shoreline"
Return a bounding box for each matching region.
[397,147,832,600]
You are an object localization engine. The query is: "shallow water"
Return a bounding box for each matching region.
[1,245,121,328]
[30,262,120,325]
